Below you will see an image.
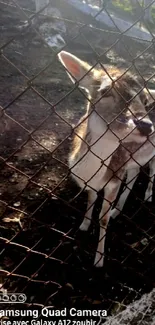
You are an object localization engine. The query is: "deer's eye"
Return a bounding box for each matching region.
[144,98,148,106]
[117,115,129,124]
[139,92,148,106]
[100,86,111,97]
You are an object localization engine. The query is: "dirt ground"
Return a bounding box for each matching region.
[1,0,155,320]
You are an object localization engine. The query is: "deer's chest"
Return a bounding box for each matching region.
[69,138,118,191]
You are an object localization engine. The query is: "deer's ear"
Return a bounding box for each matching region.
[58,51,93,90]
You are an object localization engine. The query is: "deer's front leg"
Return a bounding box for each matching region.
[94,179,121,267]
[145,157,155,202]
[80,190,97,231]
[110,167,140,219]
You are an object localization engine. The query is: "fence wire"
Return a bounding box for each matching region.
[1,0,155,323]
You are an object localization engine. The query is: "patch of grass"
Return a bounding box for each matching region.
[151,7,155,21]
[107,0,135,23]
[107,0,155,31]
[112,0,132,12]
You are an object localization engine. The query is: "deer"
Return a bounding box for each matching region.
[109,95,155,220]
[58,51,154,267]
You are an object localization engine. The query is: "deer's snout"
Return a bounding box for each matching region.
[134,118,154,136]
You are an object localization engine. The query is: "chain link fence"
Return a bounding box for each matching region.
[1,0,155,323]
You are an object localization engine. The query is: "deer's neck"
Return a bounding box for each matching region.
[70,108,119,167]
[88,109,119,147]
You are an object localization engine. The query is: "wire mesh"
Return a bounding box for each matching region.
[1,0,155,323]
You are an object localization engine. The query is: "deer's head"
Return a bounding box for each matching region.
[58,51,154,143]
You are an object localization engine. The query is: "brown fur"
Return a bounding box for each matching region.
[71,68,147,166]
[58,51,153,268]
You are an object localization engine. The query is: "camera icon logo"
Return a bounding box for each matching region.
[0,293,27,303]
